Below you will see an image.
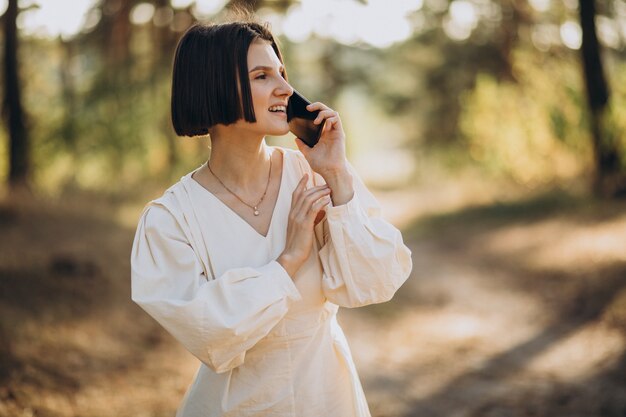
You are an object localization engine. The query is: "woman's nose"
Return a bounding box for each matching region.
[277,79,293,97]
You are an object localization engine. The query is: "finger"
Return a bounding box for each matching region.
[294,186,330,214]
[308,195,332,219]
[297,173,308,190]
[293,183,329,213]
[306,102,331,112]
[301,188,332,212]
[293,174,311,199]
[303,186,331,203]
[322,116,339,132]
[291,174,309,208]
[298,194,331,225]
[303,184,330,198]
[313,109,338,125]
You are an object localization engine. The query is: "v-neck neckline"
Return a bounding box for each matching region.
[186,146,287,240]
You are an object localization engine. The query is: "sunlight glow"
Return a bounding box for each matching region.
[531,23,560,51]
[257,7,284,36]
[596,15,621,49]
[443,15,471,41]
[281,0,418,48]
[327,1,360,45]
[17,0,97,40]
[192,0,227,17]
[416,312,487,341]
[526,322,625,382]
[480,1,502,25]
[7,0,558,49]
[562,0,578,11]
[449,0,478,28]
[171,0,195,8]
[357,1,413,48]
[385,0,424,14]
[283,5,315,43]
[130,3,156,26]
[560,20,582,50]
[529,0,551,12]
[83,8,101,32]
[0,0,7,16]
[443,0,478,41]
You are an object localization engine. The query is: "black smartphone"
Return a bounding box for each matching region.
[287,89,323,148]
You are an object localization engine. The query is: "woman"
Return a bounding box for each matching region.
[131,19,412,417]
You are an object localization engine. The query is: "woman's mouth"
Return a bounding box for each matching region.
[268,105,287,115]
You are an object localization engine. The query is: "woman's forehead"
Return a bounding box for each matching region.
[247,40,282,69]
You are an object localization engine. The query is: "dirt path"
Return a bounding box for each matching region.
[0,187,624,417]
[346,188,626,417]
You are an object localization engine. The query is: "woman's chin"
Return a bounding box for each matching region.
[268,125,291,136]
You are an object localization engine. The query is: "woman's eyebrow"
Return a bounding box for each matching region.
[249,65,285,73]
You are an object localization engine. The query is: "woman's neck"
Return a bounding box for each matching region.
[206,130,272,195]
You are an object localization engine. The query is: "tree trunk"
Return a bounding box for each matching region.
[108,0,133,69]
[59,39,77,148]
[579,0,623,197]
[2,0,30,192]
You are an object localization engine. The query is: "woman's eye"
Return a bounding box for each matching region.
[255,73,266,80]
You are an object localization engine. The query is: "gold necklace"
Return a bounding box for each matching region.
[206,153,272,216]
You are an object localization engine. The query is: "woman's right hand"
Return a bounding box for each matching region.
[277,174,331,277]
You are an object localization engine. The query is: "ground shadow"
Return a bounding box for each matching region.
[401,262,626,417]
[0,194,168,402]
[404,188,626,244]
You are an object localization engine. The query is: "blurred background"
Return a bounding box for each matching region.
[1,0,625,416]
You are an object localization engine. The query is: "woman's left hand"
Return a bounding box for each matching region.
[294,102,354,206]
[294,102,348,177]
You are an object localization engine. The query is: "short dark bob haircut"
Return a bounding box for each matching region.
[171,21,287,137]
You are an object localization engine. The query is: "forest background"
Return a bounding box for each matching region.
[1,1,625,416]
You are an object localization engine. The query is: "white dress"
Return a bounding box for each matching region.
[130,146,412,417]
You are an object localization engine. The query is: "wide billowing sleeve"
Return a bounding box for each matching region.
[316,163,412,308]
[130,204,301,373]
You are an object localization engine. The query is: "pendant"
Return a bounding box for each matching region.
[254,206,260,216]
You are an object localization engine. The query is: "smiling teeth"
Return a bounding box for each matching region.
[269,105,286,112]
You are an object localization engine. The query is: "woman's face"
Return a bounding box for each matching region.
[243,39,293,136]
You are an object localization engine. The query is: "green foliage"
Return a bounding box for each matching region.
[608,64,626,166]
[15,34,195,195]
[4,0,626,195]
[460,47,593,186]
